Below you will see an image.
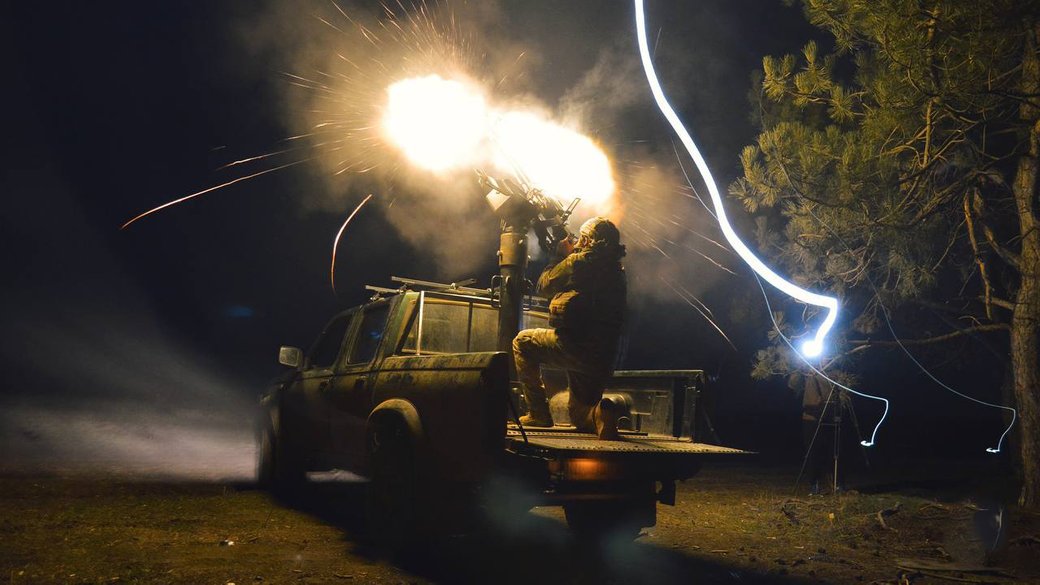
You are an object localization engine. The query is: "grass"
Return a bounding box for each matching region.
[1,463,1038,584]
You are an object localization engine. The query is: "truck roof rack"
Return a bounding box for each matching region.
[363,276,491,299]
[364,275,550,310]
[390,276,490,296]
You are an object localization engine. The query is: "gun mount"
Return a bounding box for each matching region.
[477,171,579,367]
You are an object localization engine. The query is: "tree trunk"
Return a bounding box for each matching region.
[1012,236,1040,508]
[1011,23,1040,509]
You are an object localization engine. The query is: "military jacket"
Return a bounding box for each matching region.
[537,247,626,335]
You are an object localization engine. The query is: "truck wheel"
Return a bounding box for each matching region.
[366,417,426,548]
[563,499,652,542]
[257,425,276,488]
[257,422,306,495]
[273,433,307,493]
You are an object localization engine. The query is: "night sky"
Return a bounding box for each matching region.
[1,1,1007,476]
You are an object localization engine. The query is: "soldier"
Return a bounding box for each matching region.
[513,217,627,440]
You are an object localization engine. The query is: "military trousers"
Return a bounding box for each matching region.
[512,327,616,432]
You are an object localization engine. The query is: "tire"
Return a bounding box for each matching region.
[257,424,276,488]
[366,416,426,548]
[563,499,653,542]
[257,419,306,495]
[273,433,307,493]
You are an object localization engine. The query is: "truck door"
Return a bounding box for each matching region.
[285,312,353,454]
[329,303,390,468]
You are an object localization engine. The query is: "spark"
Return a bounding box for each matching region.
[634,0,838,358]
[331,194,375,295]
[671,140,716,221]
[680,244,737,275]
[121,3,479,232]
[662,277,737,351]
[217,146,306,171]
[120,159,310,230]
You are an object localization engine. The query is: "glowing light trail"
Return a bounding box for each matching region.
[883,307,1017,453]
[803,203,1017,452]
[637,1,890,444]
[638,1,1015,452]
[634,0,836,358]
[330,193,374,295]
[121,159,310,230]
[754,272,889,447]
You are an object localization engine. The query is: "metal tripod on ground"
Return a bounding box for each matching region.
[797,381,870,495]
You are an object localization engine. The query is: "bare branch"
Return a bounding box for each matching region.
[975,192,1023,269]
[848,323,1009,349]
[981,296,1016,311]
[963,193,994,318]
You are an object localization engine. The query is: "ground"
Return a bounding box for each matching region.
[1,463,1039,585]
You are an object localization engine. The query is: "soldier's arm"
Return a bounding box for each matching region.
[537,253,576,296]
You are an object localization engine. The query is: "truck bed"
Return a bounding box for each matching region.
[505,426,750,487]
[506,426,749,456]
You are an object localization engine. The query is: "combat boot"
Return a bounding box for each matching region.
[594,398,621,441]
[520,393,554,427]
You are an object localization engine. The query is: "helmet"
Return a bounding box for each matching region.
[578,217,620,246]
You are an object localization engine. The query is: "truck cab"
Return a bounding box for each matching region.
[259,279,746,541]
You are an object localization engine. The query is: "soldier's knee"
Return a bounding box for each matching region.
[513,330,533,354]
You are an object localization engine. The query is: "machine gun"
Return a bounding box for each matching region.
[476,170,581,368]
[477,170,579,256]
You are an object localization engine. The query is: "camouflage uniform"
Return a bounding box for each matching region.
[513,226,626,435]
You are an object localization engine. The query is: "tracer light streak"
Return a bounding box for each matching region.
[634,0,837,358]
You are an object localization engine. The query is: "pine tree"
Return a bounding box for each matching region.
[731,0,1040,506]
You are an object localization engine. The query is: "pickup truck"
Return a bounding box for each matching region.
[258,281,746,542]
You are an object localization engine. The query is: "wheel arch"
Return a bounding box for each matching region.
[257,396,281,438]
[367,398,425,447]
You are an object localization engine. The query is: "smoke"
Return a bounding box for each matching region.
[0,159,256,480]
[0,261,257,479]
[0,280,257,480]
[233,0,742,337]
[558,39,647,131]
[0,404,254,480]
[555,40,738,321]
[225,1,533,278]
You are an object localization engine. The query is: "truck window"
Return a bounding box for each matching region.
[469,304,498,350]
[308,314,351,368]
[346,305,389,364]
[522,310,549,330]
[402,300,469,354]
[400,296,550,354]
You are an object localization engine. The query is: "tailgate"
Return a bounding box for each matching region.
[506,368,750,483]
[505,427,751,484]
[506,430,747,455]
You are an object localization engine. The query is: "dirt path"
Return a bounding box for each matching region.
[2,464,1038,584]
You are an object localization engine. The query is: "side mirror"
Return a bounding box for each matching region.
[278,346,303,368]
